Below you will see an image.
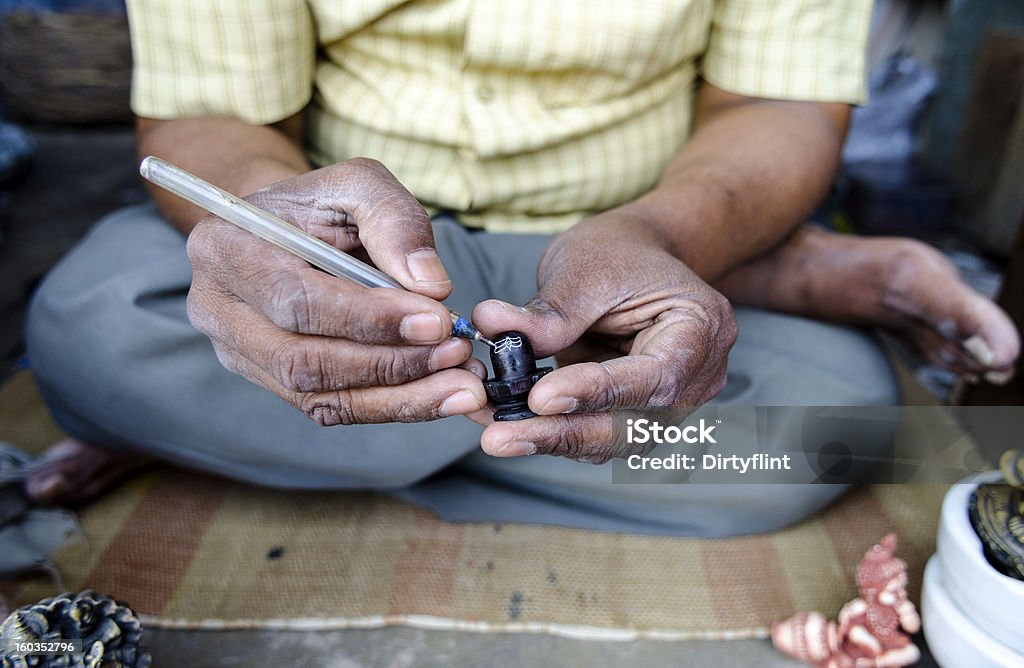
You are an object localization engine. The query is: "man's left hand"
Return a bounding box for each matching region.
[472,211,738,462]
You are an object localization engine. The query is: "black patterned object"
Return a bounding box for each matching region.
[483,331,552,421]
[967,449,1024,582]
[1,590,151,668]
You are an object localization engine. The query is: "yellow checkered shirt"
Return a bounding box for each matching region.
[127,0,872,232]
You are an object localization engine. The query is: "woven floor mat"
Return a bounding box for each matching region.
[1,371,951,639]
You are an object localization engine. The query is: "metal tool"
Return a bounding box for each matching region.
[139,156,494,347]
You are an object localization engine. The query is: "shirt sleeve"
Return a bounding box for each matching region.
[701,0,873,105]
[126,0,315,123]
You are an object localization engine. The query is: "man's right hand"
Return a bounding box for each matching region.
[184,158,488,425]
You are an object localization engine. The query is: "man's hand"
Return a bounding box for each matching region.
[185,158,488,425]
[472,212,738,462]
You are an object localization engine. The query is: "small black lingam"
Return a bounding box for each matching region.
[483,331,552,421]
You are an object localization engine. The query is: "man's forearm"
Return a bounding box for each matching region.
[136,115,311,235]
[620,83,850,283]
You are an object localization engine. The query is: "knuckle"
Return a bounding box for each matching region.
[392,399,429,423]
[709,289,733,314]
[211,343,243,376]
[243,189,278,214]
[549,419,590,460]
[184,284,222,338]
[650,360,686,406]
[577,452,613,465]
[598,378,625,409]
[338,294,381,342]
[345,156,385,173]
[371,347,414,386]
[264,272,314,332]
[709,371,729,399]
[184,221,214,266]
[184,288,209,333]
[586,364,623,409]
[299,390,358,427]
[719,308,739,349]
[641,373,680,410]
[332,157,389,192]
[274,341,329,393]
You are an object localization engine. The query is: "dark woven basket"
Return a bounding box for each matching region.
[0,10,132,124]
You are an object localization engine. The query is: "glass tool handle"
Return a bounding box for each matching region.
[139,156,403,289]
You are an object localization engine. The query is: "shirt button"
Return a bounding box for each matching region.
[475,84,495,102]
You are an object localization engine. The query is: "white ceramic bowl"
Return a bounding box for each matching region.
[922,557,1023,668]
[934,471,1024,654]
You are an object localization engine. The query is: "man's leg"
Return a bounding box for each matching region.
[25,209,1013,535]
[25,203,504,491]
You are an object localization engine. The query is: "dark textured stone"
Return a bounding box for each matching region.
[483,331,551,421]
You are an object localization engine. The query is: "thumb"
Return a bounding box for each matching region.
[472,291,606,358]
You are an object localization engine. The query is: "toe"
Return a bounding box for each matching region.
[957,297,1020,371]
[885,240,1020,374]
[907,325,983,374]
[25,438,152,505]
[25,472,72,505]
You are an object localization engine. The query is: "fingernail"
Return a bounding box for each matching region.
[493,441,537,457]
[401,312,446,343]
[963,335,996,367]
[429,338,469,371]
[539,396,576,414]
[439,389,483,417]
[985,370,1014,385]
[406,249,450,284]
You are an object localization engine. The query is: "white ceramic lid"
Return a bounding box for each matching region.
[935,471,1024,654]
[922,556,1023,668]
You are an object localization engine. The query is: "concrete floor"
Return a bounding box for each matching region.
[145,628,809,668]
[1,126,942,667]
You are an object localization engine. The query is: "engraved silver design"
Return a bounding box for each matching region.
[493,335,523,353]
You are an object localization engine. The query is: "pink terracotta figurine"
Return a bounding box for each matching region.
[772,534,921,667]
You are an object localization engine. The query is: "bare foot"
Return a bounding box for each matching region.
[715,226,1020,381]
[24,439,152,506]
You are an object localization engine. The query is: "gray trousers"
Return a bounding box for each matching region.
[26,204,899,536]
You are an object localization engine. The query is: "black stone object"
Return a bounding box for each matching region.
[483,331,552,421]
